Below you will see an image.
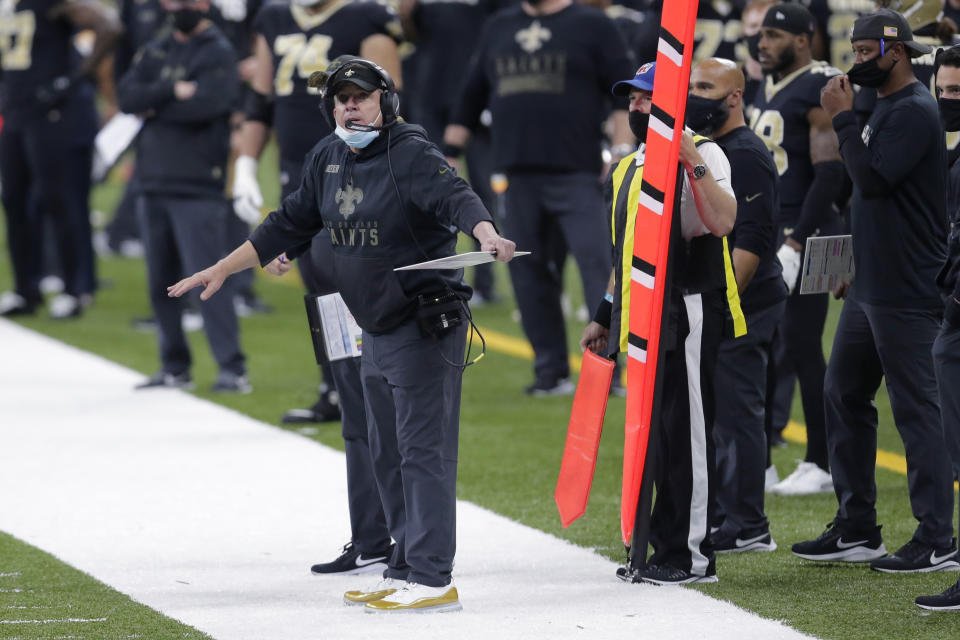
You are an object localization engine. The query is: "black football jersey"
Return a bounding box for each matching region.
[209,0,264,58]
[694,0,742,62]
[750,60,841,224]
[254,0,401,163]
[0,0,77,116]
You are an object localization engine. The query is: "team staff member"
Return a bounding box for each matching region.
[580,62,742,585]
[686,58,785,554]
[233,0,402,425]
[234,0,402,574]
[0,0,122,318]
[752,3,844,496]
[918,46,960,609]
[793,9,957,572]
[444,0,635,396]
[119,0,250,393]
[169,58,516,612]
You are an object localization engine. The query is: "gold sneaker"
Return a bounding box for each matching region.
[364,582,462,613]
[343,577,401,606]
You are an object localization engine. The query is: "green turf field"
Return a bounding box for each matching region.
[1,151,958,640]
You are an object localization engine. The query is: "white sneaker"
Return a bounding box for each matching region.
[364,581,462,613]
[343,577,402,606]
[49,294,80,319]
[764,464,779,493]
[181,310,204,332]
[771,461,833,495]
[39,275,64,294]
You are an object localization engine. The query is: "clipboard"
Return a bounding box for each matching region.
[394,250,530,271]
[304,292,363,364]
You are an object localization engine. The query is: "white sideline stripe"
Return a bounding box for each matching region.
[0,320,817,640]
[0,572,22,577]
[0,618,107,624]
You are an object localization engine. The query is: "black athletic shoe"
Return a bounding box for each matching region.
[791,520,886,562]
[635,563,717,585]
[135,371,194,391]
[870,538,960,573]
[211,372,252,394]
[311,542,393,576]
[524,376,575,397]
[713,527,778,554]
[281,389,340,424]
[916,577,960,610]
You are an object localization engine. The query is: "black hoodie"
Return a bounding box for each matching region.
[250,122,493,334]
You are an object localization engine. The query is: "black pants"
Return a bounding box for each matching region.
[0,120,95,301]
[501,171,611,381]
[137,194,245,377]
[362,318,467,588]
[713,300,785,535]
[648,290,725,576]
[825,296,953,545]
[934,320,960,534]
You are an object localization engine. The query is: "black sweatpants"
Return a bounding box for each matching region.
[825,296,953,545]
[648,289,725,576]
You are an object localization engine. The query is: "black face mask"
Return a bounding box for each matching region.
[629,110,650,143]
[686,93,731,135]
[940,97,960,132]
[847,55,893,88]
[172,8,203,33]
[744,33,761,61]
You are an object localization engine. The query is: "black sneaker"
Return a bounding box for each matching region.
[524,376,575,397]
[791,520,886,562]
[870,538,960,573]
[916,577,960,610]
[632,563,718,585]
[713,527,778,554]
[135,371,194,391]
[311,542,393,576]
[281,388,340,424]
[211,372,252,394]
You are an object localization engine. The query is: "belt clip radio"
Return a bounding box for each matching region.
[416,292,463,339]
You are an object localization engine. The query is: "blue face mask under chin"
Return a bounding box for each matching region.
[335,112,382,148]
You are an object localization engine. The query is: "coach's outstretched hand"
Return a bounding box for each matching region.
[168,264,227,301]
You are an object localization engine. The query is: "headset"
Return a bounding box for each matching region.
[308,56,400,130]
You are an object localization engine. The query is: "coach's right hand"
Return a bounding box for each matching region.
[232,155,264,225]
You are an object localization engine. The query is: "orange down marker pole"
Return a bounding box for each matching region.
[620,0,700,547]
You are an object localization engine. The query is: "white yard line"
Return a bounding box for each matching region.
[0,320,816,640]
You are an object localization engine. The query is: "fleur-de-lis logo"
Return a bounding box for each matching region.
[335,183,364,218]
[345,69,355,77]
[516,20,551,53]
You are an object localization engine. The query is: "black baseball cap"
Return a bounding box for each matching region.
[762,2,816,36]
[851,8,932,56]
[308,56,391,95]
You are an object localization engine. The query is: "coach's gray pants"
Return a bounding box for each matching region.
[362,318,467,587]
[713,300,784,536]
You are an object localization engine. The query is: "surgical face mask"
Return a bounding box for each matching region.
[335,111,382,148]
[847,54,893,88]
[744,33,761,61]
[172,8,203,33]
[940,96,960,132]
[628,110,650,143]
[686,93,731,135]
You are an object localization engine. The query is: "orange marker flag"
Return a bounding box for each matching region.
[555,350,616,528]
[620,0,700,546]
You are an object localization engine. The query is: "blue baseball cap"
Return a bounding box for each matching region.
[612,62,655,96]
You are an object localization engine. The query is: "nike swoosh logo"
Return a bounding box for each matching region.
[735,533,769,547]
[355,556,387,568]
[931,550,957,564]
[745,192,762,202]
[836,538,870,549]
[439,167,449,174]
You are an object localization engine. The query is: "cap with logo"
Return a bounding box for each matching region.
[761,2,816,36]
[851,8,932,56]
[612,61,656,96]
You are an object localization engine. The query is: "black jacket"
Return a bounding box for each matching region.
[250,122,493,333]
[117,23,238,197]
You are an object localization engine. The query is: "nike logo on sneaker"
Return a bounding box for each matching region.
[930,549,957,565]
[735,533,769,547]
[355,555,387,568]
[836,538,870,549]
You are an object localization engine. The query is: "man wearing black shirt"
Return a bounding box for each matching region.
[916,44,960,610]
[687,58,786,554]
[793,8,957,572]
[444,0,635,395]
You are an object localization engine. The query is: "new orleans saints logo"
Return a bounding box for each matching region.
[516,20,551,53]
[335,183,364,218]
